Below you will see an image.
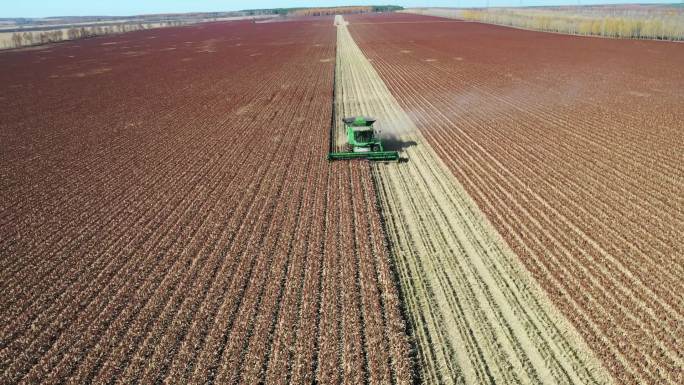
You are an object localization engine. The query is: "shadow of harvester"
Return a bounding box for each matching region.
[381,137,416,163]
[382,136,417,152]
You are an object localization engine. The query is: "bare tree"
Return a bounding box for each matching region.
[11,32,22,48]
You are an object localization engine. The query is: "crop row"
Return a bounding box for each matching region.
[348,13,684,385]
[334,17,610,385]
[0,18,412,384]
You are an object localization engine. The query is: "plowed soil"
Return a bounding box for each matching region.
[348,12,684,385]
[0,19,412,384]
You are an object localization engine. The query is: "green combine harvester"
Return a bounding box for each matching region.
[328,116,399,161]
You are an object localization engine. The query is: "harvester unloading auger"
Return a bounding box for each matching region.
[328,116,399,161]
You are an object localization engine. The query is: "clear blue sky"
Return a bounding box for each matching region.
[1,0,675,18]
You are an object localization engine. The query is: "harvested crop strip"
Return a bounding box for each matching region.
[335,15,612,385]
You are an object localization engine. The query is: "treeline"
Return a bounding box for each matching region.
[371,6,404,12]
[9,29,66,47]
[459,8,684,41]
[292,7,373,16]
[244,5,403,17]
[1,21,185,50]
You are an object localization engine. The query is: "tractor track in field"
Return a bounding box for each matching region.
[334,15,612,385]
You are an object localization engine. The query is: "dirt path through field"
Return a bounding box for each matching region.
[334,15,613,385]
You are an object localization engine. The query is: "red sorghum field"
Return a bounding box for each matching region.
[0,18,412,384]
[349,12,684,385]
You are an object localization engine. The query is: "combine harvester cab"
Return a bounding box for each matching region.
[328,116,399,161]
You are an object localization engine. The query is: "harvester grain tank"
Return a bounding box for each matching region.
[328,116,399,161]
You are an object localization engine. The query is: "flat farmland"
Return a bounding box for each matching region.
[4,9,682,385]
[0,19,412,384]
[334,15,611,385]
[348,12,684,385]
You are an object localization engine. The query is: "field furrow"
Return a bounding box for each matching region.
[334,15,612,385]
[1,18,413,385]
[348,12,684,385]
